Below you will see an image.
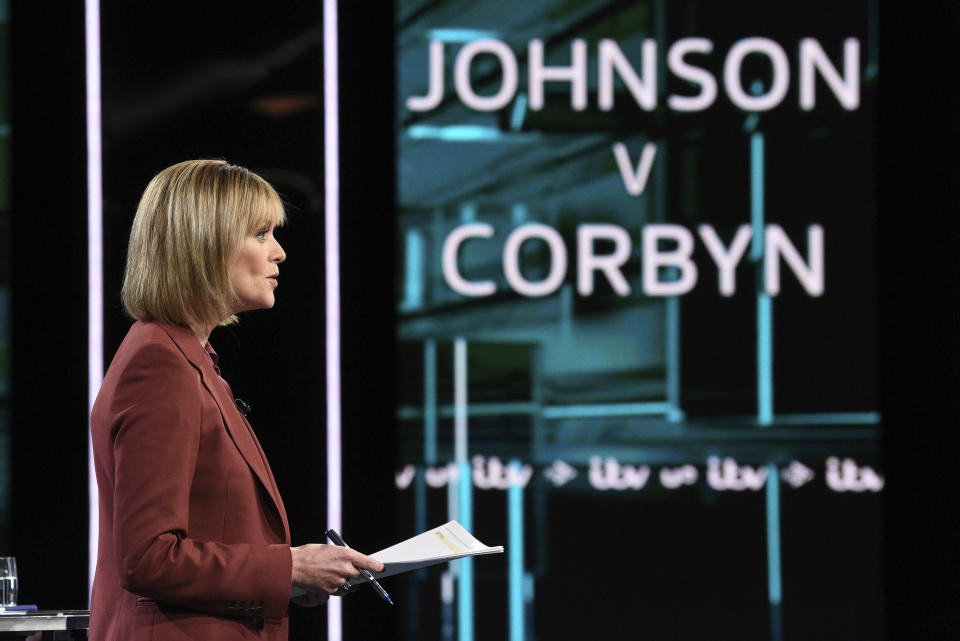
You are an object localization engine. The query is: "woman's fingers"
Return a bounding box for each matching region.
[291,544,385,595]
[341,548,385,574]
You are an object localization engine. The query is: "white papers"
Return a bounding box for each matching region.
[290,521,502,597]
[354,520,503,583]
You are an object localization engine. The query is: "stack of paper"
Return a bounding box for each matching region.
[356,520,503,582]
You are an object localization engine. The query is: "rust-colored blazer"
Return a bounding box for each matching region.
[90,321,293,641]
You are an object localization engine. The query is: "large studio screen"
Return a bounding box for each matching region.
[392,1,880,640]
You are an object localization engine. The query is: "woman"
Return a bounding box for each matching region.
[90,159,382,640]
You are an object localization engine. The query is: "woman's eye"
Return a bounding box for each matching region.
[256,229,269,240]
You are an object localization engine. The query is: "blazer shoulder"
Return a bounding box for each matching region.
[100,323,202,398]
[92,324,204,442]
[115,321,202,365]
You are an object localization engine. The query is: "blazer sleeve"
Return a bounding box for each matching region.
[108,339,292,619]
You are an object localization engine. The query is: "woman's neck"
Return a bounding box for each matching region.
[191,322,215,348]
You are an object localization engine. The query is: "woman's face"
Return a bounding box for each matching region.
[229,225,286,313]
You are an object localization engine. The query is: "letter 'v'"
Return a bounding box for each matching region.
[612,142,657,196]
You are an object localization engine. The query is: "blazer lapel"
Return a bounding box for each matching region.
[160,324,290,543]
[239,412,290,539]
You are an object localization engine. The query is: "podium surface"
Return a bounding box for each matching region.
[0,610,89,638]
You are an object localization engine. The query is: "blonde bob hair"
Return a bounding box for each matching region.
[122,159,286,328]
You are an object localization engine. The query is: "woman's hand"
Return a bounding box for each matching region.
[290,544,385,597]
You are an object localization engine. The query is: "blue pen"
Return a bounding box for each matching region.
[325,529,393,605]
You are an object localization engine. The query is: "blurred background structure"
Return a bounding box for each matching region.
[2,1,960,640]
[393,2,879,639]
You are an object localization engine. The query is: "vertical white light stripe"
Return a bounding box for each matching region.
[323,0,343,639]
[454,338,467,464]
[85,0,103,603]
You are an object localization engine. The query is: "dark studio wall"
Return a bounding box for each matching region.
[9,0,89,610]
[8,3,397,639]
[4,1,960,639]
[878,1,960,638]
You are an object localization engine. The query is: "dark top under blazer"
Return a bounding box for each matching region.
[90,321,293,641]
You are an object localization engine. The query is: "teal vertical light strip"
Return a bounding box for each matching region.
[750,133,764,260]
[765,464,782,604]
[458,460,474,641]
[447,464,460,530]
[446,344,461,572]
[751,132,773,425]
[758,293,773,425]
[424,340,437,465]
[653,136,678,421]
[666,296,683,421]
[403,229,424,310]
[766,463,783,641]
[445,464,460,641]
[508,460,524,641]
[418,339,437,536]
[453,338,473,641]
[510,93,528,132]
